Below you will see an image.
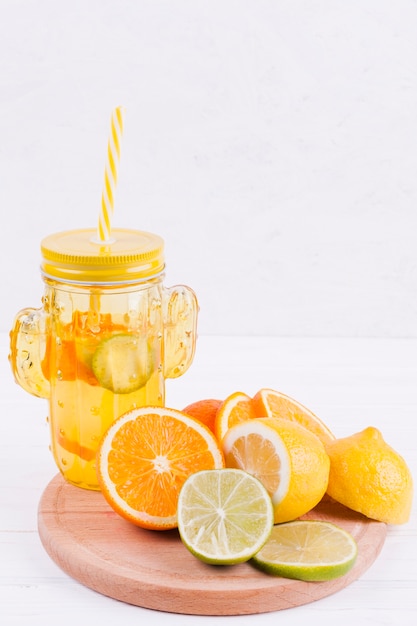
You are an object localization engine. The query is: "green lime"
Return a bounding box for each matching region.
[251,519,357,581]
[177,468,274,565]
[91,334,154,394]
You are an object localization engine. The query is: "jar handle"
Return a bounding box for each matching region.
[9,307,50,399]
[163,285,199,379]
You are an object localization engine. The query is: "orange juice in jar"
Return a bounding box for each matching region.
[9,228,198,490]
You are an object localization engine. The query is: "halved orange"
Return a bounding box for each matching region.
[97,406,224,530]
[214,391,258,442]
[252,388,335,446]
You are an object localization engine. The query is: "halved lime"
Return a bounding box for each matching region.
[251,520,357,581]
[91,334,154,394]
[177,468,274,565]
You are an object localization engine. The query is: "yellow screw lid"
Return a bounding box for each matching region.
[40,228,165,284]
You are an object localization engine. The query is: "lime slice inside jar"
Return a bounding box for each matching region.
[92,334,154,394]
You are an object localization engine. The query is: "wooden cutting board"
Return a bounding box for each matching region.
[38,474,387,616]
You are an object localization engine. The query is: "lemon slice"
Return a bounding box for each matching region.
[222,417,329,523]
[251,520,357,581]
[92,334,154,394]
[177,468,274,565]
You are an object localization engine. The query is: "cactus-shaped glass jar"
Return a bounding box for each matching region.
[9,228,198,490]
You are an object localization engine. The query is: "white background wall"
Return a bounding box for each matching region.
[1,0,416,337]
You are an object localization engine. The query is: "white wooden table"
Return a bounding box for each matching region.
[1,332,416,625]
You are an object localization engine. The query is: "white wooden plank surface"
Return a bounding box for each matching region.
[1,333,416,625]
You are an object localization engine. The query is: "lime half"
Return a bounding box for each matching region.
[177,469,274,565]
[251,520,357,581]
[92,334,154,394]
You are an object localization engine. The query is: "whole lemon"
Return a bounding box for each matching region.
[325,427,413,524]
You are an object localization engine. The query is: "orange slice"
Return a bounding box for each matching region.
[252,388,335,446]
[214,391,258,442]
[97,406,224,530]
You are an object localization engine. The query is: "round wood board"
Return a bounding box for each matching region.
[38,474,387,616]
